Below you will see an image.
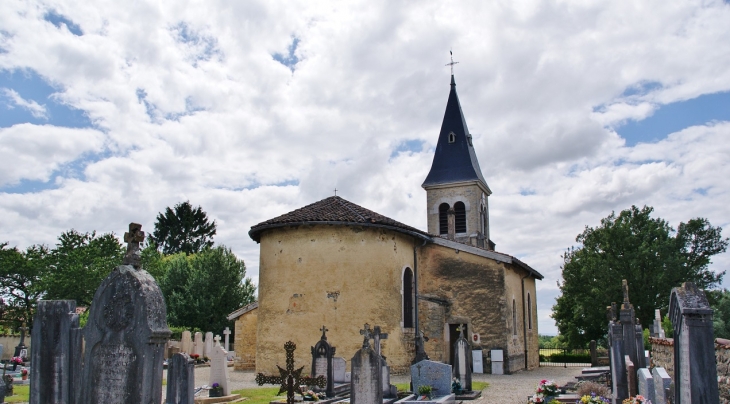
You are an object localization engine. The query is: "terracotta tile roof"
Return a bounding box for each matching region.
[249,196,430,242]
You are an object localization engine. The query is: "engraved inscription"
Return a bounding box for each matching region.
[315,358,327,377]
[92,344,137,403]
[104,289,134,331]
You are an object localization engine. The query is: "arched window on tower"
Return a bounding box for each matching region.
[527,293,532,330]
[403,268,414,328]
[454,202,466,233]
[438,203,449,235]
[512,298,517,335]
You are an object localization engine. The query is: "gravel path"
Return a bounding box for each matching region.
[169,366,584,403]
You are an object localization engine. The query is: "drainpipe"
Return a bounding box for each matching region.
[413,238,429,364]
[521,272,531,370]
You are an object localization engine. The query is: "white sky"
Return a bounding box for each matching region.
[1,0,730,335]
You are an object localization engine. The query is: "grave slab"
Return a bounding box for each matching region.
[167,352,195,404]
[652,367,671,404]
[411,360,452,398]
[637,368,655,404]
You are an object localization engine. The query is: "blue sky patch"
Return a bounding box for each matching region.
[0,69,92,128]
[390,139,425,158]
[614,91,730,147]
[620,81,663,98]
[273,37,300,72]
[0,150,109,194]
[171,22,221,65]
[44,10,83,36]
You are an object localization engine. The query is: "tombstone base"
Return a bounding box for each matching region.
[454,390,482,400]
[394,393,456,404]
[193,393,242,403]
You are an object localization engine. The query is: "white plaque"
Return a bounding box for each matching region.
[472,350,483,373]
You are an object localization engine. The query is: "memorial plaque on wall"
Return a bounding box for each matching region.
[81,265,171,404]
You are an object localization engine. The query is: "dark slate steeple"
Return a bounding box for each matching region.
[422,75,490,193]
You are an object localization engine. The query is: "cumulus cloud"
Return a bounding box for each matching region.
[1,0,730,334]
[2,88,48,119]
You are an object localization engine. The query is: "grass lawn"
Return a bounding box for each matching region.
[231,386,287,404]
[5,385,30,403]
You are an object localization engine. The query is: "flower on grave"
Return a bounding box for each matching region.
[21,368,28,376]
[10,356,23,364]
[452,378,462,394]
[537,379,559,396]
[579,392,610,403]
[528,393,545,403]
[212,383,220,388]
[622,396,652,404]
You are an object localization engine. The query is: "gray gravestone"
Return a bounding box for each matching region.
[609,320,628,401]
[411,360,452,398]
[166,353,194,404]
[652,367,672,404]
[634,322,646,369]
[333,357,346,384]
[637,368,655,404]
[619,281,640,370]
[209,336,230,396]
[452,325,472,391]
[29,300,82,404]
[653,309,665,338]
[350,326,382,404]
[204,332,214,358]
[13,323,28,358]
[625,355,636,397]
[180,331,192,354]
[193,332,204,357]
[669,282,719,404]
[311,326,335,397]
[80,223,172,404]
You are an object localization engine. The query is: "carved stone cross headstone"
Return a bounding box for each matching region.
[452,324,472,391]
[14,322,28,358]
[123,222,145,269]
[223,327,231,352]
[256,341,326,404]
[311,325,336,397]
[622,279,630,305]
[209,336,230,396]
[372,326,388,358]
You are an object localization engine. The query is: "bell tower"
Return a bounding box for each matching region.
[422,75,493,250]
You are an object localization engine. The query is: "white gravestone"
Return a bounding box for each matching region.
[333,357,347,384]
[204,332,214,358]
[194,332,204,357]
[472,350,483,373]
[223,327,231,352]
[181,331,192,354]
[209,336,230,395]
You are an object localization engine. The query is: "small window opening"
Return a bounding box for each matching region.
[438,203,449,235]
[448,132,456,143]
[403,268,414,328]
[512,299,517,335]
[454,202,466,233]
[528,293,532,330]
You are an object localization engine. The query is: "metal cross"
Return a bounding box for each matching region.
[445,50,459,75]
[334,188,338,196]
[320,325,328,340]
[255,341,326,404]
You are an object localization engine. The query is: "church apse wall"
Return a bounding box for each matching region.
[255,224,418,375]
[503,265,540,371]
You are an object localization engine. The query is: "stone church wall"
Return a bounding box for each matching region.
[233,308,257,370]
[256,225,417,375]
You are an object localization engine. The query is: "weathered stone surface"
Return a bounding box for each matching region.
[411,360,452,398]
[166,353,194,404]
[669,282,719,404]
[625,355,636,397]
[80,265,171,404]
[194,332,204,357]
[637,368,655,404]
[311,326,335,397]
[609,321,628,401]
[180,331,192,354]
[204,332,214,358]
[351,345,382,404]
[29,300,82,404]
[333,357,347,383]
[652,367,671,404]
[209,337,230,396]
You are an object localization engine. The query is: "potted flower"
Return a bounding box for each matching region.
[528,393,545,403]
[451,378,462,395]
[209,383,223,397]
[21,368,28,381]
[536,379,559,401]
[10,357,23,371]
[580,393,610,403]
[622,396,651,404]
[190,354,202,364]
[417,385,433,400]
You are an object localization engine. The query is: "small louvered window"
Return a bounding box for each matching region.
[439,203,449,235]
[448,132,456,143]
[454,202,466,233]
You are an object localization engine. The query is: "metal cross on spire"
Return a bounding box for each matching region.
[334,188,338,196]
[445,50,459,75]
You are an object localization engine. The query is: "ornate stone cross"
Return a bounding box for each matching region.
[255,341,326,404]
[123,222,145,268]
[223,327,231,351]
[320,325,328,340]
[622,279,630,303]
[359,323,373,348]
[372,325,388,358]
[214,335,222,346]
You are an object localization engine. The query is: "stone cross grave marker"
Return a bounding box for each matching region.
[669,282,719,403]
[209,335,230,396]
[14,322,29,358]
[181,330,192,354]
[452,324,472,391]
[30,300,82,404]
[411,360,453,398]
[609,320,628,401]
[223,327,231,351]
[204,332,214,358]
[256,341,326,404]
[80,223,171,404]
[653,309,666,338]
[166,352,195,404]
[311,325,336,397]
[350,326,382,404]
[194,332,204,357]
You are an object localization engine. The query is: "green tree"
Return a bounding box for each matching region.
[43,230,125,306]
[150,201,217,255]
[159,246,255,332]
[711,289,730,339]
[0,243,48,325]
[552,205,727,347]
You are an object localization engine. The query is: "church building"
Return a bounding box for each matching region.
[228,75,542,375]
